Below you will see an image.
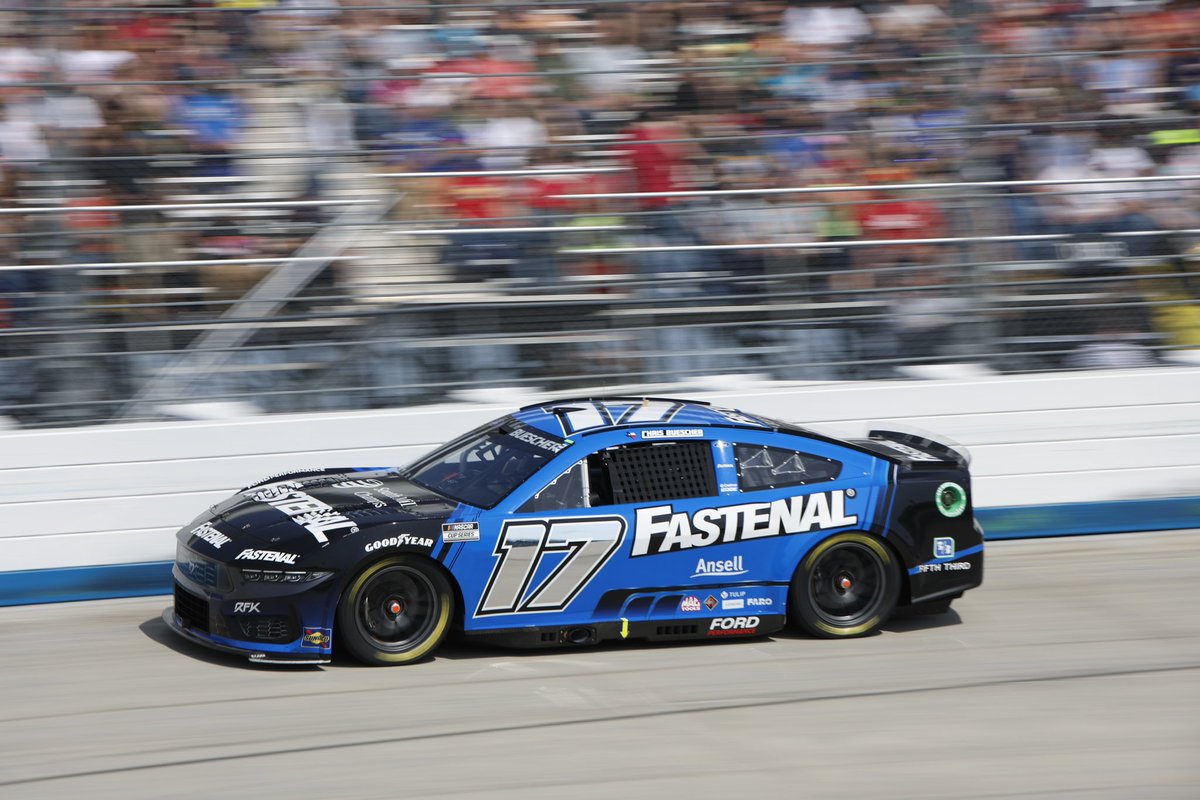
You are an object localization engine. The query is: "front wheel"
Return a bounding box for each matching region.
[790,533,900,638]
[337,555,454,665]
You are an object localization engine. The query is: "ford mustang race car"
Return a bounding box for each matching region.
[164,398,983,665]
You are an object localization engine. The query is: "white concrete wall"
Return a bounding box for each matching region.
[2,367,1197,573]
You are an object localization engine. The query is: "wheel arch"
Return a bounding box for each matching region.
[878,535,914,608]
[333,550,461,665]
[787,528,900,605]
[334,549,463,622]
[786,528,903,638]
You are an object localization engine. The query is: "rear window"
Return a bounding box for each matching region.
[734,444,841,491]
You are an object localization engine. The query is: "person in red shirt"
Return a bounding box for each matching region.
[853,166,947,275]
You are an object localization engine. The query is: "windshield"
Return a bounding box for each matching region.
[403,421,570,509]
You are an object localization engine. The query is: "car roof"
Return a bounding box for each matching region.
[512,397,780,437]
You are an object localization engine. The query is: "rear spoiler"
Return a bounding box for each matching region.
[867,429,971,468]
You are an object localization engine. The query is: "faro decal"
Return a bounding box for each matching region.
[632,490,858,556]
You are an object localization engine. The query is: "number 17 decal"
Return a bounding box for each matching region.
[475,516,626,616]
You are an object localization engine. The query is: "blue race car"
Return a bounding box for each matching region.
[165,397,983,665]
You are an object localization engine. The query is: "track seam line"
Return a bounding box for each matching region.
[3,661,1197,788]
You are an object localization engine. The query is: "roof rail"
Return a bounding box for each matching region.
[518,396,712,411]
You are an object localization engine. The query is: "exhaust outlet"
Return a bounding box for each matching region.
[565,627,593,645]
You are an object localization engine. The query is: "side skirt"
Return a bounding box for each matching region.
[463,614,788,649]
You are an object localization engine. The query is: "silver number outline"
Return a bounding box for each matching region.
[475,516,627,616]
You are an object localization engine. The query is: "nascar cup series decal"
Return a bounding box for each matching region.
[442,522,480,542]
[632,489,859,556]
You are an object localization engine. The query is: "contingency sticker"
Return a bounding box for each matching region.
[442,522,480,542]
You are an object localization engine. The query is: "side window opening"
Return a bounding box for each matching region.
[520,460,587,513]
[601,441,716,505]
[735,444,841,491]
[518,441,719,512]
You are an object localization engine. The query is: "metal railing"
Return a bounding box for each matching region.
[2,4,1198,428]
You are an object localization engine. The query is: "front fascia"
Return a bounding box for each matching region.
[170,473,452,660]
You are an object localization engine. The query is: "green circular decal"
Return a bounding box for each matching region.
[936,482,967,517]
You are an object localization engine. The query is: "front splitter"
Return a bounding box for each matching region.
[161,608,330,666]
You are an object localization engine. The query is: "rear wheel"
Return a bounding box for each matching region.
[790,533,900,638]
[337,555,454,666]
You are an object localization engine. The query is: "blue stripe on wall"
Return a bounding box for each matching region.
[0,562,173,608]
[976,496,1200,540]
[2,497,1197,607]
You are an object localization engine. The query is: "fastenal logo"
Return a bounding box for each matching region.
[236,549,299,565]
[250,482,358,544]
[633,490,858,556]
[190,522,231,550]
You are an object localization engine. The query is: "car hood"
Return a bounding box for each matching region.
[186,471,458,556]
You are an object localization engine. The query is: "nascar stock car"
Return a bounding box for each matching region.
[164,398,983,665]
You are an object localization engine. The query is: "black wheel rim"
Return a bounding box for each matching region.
[809,543,886,627]
[356,566,439,653]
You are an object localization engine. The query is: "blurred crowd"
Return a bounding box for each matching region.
[2,0,1200,419]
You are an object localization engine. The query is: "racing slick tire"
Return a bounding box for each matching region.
[790,532,900,639]
[337,555,454,666]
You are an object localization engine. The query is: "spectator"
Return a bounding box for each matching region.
[781,2,873,48]
[169,71,246,180]
[462,99,547,171]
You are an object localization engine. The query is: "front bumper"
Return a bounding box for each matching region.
[167,552,339,665]
[162,607,330,665]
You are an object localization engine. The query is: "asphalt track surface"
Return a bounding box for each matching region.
[2,531,1198,799]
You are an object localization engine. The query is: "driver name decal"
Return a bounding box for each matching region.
[632,490,858,556]
[508,426,570,453]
